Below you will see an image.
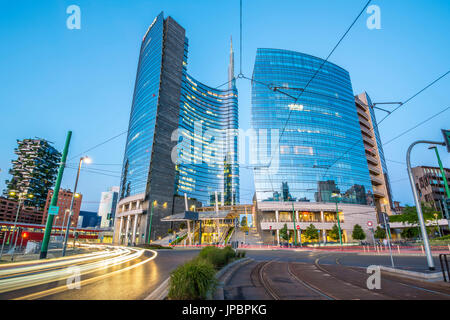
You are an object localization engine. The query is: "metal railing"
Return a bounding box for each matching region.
[439,254,450,282]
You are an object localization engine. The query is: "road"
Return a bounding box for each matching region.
[223,250,450,300]
[0,244,198,300]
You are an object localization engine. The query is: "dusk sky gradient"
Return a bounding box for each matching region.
[0,0,449,212]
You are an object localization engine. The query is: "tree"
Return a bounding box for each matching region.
[389,202,441,225]
[304,224,319,241]
[279,223,289,242]
[352,224,366,241]
[179,222,186,230]
[240,216,248,227]
[401,227,420,239]
[328,224,340,241]
[374,226,386,239]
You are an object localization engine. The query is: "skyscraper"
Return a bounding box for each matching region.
[115,12,239,244]
[98,186,119,228]
[251,49,377,243]
[4,138,61,209]
[251,49,373,204]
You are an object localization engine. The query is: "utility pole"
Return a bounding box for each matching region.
[40,131,72,259]
[407,140,446,270]
[292,202,297,246]
[332,194,343,245]
[62,156,89,257]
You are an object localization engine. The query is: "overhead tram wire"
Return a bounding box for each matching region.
[383,106,450,146]
[67,129,128,162]
[377,70,450,126]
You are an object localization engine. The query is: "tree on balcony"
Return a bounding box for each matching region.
[389,202,442,236]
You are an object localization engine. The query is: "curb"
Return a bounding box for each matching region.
[379,265,444,281]
[144,277,170,300]
[211,257,253,300]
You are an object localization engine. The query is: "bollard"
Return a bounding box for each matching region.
[397,245,400,255]
[448,244,450,252]
[421,245,425,255]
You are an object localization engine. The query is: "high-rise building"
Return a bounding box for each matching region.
[412,166,450,212]
[355,92,394,216]
[98,186,119,228]
[4,138,61,209]
[41,189,82,228]
[115,12,239,244]
[251,49,377,243]
[251,49,373,204]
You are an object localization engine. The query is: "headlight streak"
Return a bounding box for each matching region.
[0,245,155,296]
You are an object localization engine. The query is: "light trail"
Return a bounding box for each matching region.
[0,245,157,297]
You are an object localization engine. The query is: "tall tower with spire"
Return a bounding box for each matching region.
[228,36,235,89]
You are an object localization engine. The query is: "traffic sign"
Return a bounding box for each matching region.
[442,129,450,153]
[48,206,59,216]
[367,221,373,228]
[269,226,272,230]
[296,225,300,230]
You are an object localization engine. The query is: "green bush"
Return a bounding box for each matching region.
[198,246,236,269]
[168,258,217,300]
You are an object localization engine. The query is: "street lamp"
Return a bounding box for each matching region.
[62,156,90,257]
[1,191,34,261]
[331,193,343,246]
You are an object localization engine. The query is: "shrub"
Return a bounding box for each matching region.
[198,246,236,269]
[168,258,216,300]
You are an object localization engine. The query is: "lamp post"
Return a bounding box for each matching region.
[62,156,90,257]
[2,192,34,261]
[331,193,343,246]
[407,140,446,270]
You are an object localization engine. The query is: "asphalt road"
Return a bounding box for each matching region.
[0,245,199,300]
[223,250,450,300]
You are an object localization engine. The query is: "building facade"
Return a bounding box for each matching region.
[115,12,239,244]
[0,196,43,224]
[412,166,450,212]
[355,92,394,217]
[4,138,61,209]
[98,186,119,228]
[250,49,378,242]
[251,49,374,205]
[41,189,82,228]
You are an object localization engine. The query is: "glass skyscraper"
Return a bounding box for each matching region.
[116,12,239,242]
[251,48,373,205]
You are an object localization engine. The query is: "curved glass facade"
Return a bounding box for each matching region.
[176,73,239,205]
[120,13,164,200]
[251,48,373,205]
[120,12,239,207]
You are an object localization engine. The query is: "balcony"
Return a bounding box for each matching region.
[373,188,385,198]
[361,126,374,139]
[371,175,383,186]
[363,135,376,147]
[359,117,372,130]
[366,154,379,166]
[368,165,381,175]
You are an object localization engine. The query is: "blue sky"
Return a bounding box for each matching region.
[0,0,449,212]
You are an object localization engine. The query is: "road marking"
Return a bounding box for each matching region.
[144,277,169,300]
